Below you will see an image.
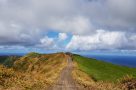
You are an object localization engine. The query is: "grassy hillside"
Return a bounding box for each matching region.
[73,54,136,82]
[0,52,67,89]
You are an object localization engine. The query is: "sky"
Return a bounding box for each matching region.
[0,0,136,54]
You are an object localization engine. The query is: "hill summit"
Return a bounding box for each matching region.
[0,52,67,89]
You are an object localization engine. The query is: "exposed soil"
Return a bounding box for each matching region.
[47,56,89,90]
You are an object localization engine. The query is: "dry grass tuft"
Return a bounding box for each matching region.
[118,75,136,90]
[72,62,122,90]
[72,62,95,87]
[0,53,67,90]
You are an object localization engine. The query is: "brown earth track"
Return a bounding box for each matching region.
[47,56,89,90]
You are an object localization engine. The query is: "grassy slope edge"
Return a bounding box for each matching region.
[73,54,136,82]
[72,54,136,90]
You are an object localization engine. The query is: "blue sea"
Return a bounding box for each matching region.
[83,54,136,68]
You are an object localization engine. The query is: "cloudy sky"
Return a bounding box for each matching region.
[0,0,136,54]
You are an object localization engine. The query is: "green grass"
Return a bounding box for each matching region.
[73,54,136,82]
[26,52,41,58]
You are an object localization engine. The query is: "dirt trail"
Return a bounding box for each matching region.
[48,56,89,90]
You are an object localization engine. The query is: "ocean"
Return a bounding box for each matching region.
[83,54,136,68]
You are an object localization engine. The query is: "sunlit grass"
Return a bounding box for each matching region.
[73,54,136,82]
[0,52,67,89]
[73,54,136,90]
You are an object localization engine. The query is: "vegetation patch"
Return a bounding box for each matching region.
[73,54,136,82]
[73,54,136,90]
[0,52,67,90]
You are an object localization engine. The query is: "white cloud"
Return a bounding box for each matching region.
[66,29,136,51]
[0,21,41,46]
[39,36,57,49]
[0,0,136,34]
[0,0,136,51]
[47,16,94,35]
[58,33,68,41]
